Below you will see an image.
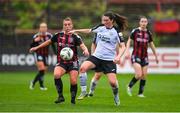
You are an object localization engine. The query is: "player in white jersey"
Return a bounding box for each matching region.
[70,11,127,106]
[84,35,121,98]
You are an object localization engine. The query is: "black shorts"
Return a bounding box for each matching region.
[56,61,79,72]
[92,66,103,72]
[87,56,116,74]
[131,55,149,67]
[34,53,48,66]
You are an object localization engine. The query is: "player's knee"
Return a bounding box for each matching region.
[95,75,101,80]
[37,64,45,70]
[110,82,117,87]
[54,74,61,79]
[71,79,77,85]
[109,80,117,87]
[80,66,87,73]
[135,73,142,79]
[141,74,146,79]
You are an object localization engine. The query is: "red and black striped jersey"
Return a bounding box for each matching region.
[32,32,52,56]
[130,28,153,59]
[51,31,83,64]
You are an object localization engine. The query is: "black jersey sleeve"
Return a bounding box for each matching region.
[47,32,53,38]
[118,32,125,42]
[51,32,59,43]
[73,34,83,46]
[30,40,38,48]
[130,29,136,40]
[114,26,125,43]
[91,24,104,32]
[148,30,153,43]
[30,34,39,48]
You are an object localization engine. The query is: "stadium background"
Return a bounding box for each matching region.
[0,0,180,112]
[0,0,180,71]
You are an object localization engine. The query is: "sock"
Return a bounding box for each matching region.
[89,78,98,93]
[139,79,146,94]
[32,70,44,86]
[128,76,138,88]
[38,70,45,87]
[79,72,87,93]
[111,81,119,104]
[113,80,119,94]
[70,84,77,103]
[112,87,119,96]
[54,78,63,97]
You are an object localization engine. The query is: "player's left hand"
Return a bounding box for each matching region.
[83,49,89,56]
[113,56,120,64]
[29,47,37,53]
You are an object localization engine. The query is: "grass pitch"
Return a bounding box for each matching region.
[0,71,180,112]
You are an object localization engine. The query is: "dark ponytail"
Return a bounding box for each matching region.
[114,13,128,31]
[103,11,128,31]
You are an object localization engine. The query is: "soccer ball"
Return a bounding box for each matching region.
[60,47,74,60]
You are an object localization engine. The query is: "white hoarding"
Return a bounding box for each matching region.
[117,48,180,74]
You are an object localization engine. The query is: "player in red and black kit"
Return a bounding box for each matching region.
[29,22,56,90]
[125,16,159,97]
[30,17,89,104]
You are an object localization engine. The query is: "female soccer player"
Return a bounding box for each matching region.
[125,16,159,97]
[29,22,56,90]
[70,11,127,106]
[30,17,89,104]
[86,38,121,97]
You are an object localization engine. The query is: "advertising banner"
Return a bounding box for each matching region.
[117,48,180,74]
[0,48,180,73]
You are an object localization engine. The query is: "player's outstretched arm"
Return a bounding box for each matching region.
[29,39,52,53]
[69,29,91,34]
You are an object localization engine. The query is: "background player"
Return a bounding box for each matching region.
[29,22,56,90]
[125,16,159,97]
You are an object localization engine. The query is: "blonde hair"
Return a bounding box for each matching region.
[39,22,47,27]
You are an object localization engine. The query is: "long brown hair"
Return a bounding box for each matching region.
[103,11,128,31]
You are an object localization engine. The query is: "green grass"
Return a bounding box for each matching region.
[0,71,180,112]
